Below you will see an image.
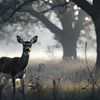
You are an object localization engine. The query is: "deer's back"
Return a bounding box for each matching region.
[0,57,20,73]
[0,57,12,72]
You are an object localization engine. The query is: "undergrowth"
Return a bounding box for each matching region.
[2,42,100,100]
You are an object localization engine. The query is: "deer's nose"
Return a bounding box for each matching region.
[25,48,30,52]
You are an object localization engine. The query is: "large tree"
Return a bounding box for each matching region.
[23,5,88,59]
[68,0,100,67]
[29,0,91,59]
[0,0,90,60]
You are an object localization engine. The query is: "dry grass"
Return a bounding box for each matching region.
[1,42,100,100]
[1,57,100,100]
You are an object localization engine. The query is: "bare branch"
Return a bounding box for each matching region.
[81,83,90,89]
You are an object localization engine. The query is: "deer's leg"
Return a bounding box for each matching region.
[0,73,2,85]
[20,77,25,100]
[0,78,9,100]
[0,73,2,100]
[1,78,9,88]
[12,76,15,100]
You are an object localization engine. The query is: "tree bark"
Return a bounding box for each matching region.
[93,17,100,68]
[60,36,77,59]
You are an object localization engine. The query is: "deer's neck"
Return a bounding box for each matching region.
[20,52,30,70]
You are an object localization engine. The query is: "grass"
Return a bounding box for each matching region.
[1,57,100,100]
[1,42,100,100]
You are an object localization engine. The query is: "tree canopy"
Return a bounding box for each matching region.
[0,0,98,62]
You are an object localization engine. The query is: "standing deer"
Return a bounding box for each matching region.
[0,35,38,100]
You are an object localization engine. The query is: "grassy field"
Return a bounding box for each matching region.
[1,59,100,100]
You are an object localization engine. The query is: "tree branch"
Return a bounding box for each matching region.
[40,1,70,14]
[42,0,54,7]
[22,8,62,36]
[1,0,37,24]
[71,0,99,19]
[93,0,100,10]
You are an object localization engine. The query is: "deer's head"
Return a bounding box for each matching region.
[17,35,38,56]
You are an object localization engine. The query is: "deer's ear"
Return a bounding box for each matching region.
[30,36,38,44]
[17,35,24,44]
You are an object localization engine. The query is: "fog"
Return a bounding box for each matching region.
[0,23,63,60]
[0,22,97,61]
[25,59,95,84]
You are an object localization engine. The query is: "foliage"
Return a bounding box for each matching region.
[0,0,38,25]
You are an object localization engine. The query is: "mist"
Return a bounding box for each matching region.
[0,22,97,61]
[0,22,63,60]
[1,1,100,100]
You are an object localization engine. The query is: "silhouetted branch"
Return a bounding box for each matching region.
[1,0,37,24]
[81,83,90,89]
[23,8,62,36]
[40,1,70,14]
[71,0,99,19]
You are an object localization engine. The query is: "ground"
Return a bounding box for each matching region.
[1,59,100,100]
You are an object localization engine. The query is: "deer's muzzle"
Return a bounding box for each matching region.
[24,48,31,53]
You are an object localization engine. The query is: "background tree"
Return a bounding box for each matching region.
[67,0,100,67]
[0,0,93,60]
[24,0,92,59]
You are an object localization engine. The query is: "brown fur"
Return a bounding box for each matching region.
[0,56,28,77]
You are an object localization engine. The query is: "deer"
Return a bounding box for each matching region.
[0,35,38,100]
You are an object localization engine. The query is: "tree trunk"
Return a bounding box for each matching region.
[60,34,77,60]
[58,10,83,60]
[93,17,100,68]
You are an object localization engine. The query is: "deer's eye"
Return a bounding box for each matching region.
[29,45,31,47]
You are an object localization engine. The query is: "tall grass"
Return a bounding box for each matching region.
[2,42,100,100]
